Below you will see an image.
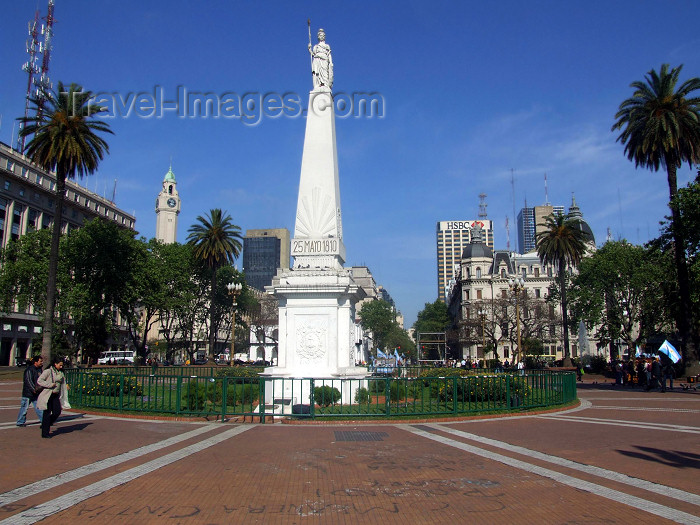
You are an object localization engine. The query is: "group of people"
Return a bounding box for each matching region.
[611,356,675,391]
[16,356,70,438]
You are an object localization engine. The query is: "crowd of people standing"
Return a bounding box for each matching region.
[611,356,676,392]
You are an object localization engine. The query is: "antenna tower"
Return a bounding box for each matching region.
[36,0,55,122]
[510,168,516,230]
[18,10,41,151]
[478,193,488,219]
[505,216,510,251]
[544,173,550,205]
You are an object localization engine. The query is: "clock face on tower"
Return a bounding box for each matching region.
[167,198,176,208]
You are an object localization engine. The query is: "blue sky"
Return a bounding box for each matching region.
[1,1,699,326]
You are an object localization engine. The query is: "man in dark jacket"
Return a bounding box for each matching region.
[16,356,44,426]
[649,357,662,391]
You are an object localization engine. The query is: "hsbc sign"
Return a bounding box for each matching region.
[441,220,491,231]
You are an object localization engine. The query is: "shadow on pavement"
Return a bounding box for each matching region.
[51,422,92,436]
[616,446,700,469]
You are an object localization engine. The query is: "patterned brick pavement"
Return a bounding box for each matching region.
[0,377,698,524]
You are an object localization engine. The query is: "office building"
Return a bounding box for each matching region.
[517,205,565,253]
[243,228,290,291]
[436,220,493,302]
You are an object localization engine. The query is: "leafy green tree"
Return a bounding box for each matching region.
[384,325,417,363]
[0,229,51,314]
[19,82,113,364]
[536,212,588,365]
[612,64,700,364]
[569,241,669,359]
[358,299,397,354]
[153,242,200,361]
[62,219,144,363]
[186,209,243,360]
[414,300,450,334]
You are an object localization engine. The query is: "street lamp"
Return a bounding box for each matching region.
[477,307,487,355]
[226,282,243,366]
[509,277,525,363]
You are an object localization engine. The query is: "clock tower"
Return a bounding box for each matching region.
[155,165,181,244]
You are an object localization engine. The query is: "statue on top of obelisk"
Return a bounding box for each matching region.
[308,24,333,91]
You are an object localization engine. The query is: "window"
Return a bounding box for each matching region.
[501,289,507,298]
[48,199,54,208]
[27,209,38,230]
[501,268,506,278]
[476,289,482,299]
[6,160,15,172]
[21,167,29,178]
[18,189,25,197]
[49,181,56,191]
[535,289,541,298]
[35,174,43,185]
[534,267,540,277]
[0,197,6,245]
[476,267,481,278]
[168,185,173,195]
[463,290,469,301]
[11,204,23,240]
[3,181,9,191]
[547,267,553,277]
[42,214,52,229]
[522,268,527,278]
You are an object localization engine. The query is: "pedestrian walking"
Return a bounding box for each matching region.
[37,357,70,439]
[661,361,675,392]
[16,356,44,427]
[649,357,662,391]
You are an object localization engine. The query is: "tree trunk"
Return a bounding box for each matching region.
[559,256,572,367]
[665,161,698,368]
[208,266,217,360]
[40,173,67,367]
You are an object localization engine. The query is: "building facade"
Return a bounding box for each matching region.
[243,228,290,291]
[448,202,597,363]
[0,141,136,365]
[436,220,493,301]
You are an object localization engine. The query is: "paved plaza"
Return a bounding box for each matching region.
[0,374,698,524]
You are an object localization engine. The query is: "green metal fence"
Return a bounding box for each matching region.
[65,368,576,422]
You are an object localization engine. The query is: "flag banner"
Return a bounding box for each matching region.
[635,346,641,357]
[658,340,681,363]
[376,349,388,359]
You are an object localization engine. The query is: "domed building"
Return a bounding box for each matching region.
[446,201,600,363]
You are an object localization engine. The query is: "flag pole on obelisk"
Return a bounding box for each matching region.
[307,19,313,71]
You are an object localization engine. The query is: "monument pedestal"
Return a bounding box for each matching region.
[262,267,367,407]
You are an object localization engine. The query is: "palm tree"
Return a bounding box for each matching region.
[187,209,242,360]
[612,64,700,365]
[535,212,588,366]
[19,82,112,365]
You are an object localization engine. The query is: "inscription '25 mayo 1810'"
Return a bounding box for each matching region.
[292,238,340,256]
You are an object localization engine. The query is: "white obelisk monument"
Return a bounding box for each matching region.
[263,28,366,398]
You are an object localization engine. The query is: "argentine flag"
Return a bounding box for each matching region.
[658,340,681,363]
[376,348,389,359]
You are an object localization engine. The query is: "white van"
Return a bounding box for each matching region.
[98,350,136,365]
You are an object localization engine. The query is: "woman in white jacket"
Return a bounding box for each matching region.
[37,357,67,438]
